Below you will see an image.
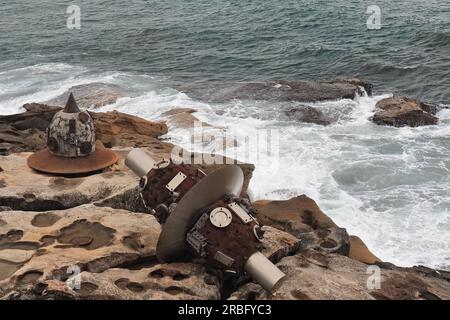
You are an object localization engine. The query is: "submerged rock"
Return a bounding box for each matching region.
[372,96,439,127]
[176,79,372,103]
[161,107,198,117]
[284,105,332,126]
[47,83,123,109]
[321,78,374,96]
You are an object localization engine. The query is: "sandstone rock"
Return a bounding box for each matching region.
[0,205,162,297]
[90,110,168,148]
[284,106,332,126]
[0,126,46,156]
[254,195,350,255]
[0,152,139,211]
[373,96,438,127]
[253,196,350,255]
[176,79,370,103]
[230,251,450,300]
[4,263,220,300]
[349,235,381,264]
[0,206,221,300]
[0,205,301,300]
[47,83,123,109]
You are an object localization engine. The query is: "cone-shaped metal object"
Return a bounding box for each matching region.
[63,92,81,113]
[28,94,118,175]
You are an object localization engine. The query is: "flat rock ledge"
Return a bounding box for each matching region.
[0,206,300,300]
[0,151,139,211]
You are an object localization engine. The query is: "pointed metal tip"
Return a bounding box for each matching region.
[63,92,81,113]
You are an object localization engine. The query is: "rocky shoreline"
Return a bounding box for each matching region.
[0,80,449,300]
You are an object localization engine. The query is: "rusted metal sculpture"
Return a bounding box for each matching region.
[28,93,118,174]
[125,148,285,292]
[125,148,206,223]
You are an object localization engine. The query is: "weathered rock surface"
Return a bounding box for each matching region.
[0,206,302,300]
[230,250,450,300]
[4,263,221,300]
[176,79,372,103]
[349,235,381,265]
[0,126,47,156]
[284,105,333,126]
[90,111,168,148]
[253,196,350,255]
[373,96,439,127]
[0,205,163,297]
[47,83,123,109]
[0,151,139,211]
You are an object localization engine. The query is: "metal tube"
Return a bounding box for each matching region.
[244,251,286,293]
[125,148,156,178]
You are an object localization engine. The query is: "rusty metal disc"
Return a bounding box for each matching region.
[156,165,244,263]
[27,146,119,175]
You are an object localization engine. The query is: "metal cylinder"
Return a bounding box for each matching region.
[125,148,156,178]
[244,251,286,293]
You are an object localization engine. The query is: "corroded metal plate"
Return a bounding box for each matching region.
[156,165,244,262]
[27,147,119,175]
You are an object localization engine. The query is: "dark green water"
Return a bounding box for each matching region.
[1,0,450,103]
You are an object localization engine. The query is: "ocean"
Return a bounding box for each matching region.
[0,0,449,270]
